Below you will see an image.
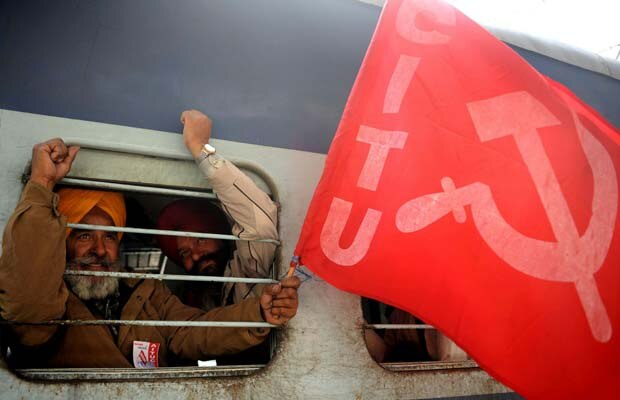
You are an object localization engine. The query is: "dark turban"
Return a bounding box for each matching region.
[156,199,232,267]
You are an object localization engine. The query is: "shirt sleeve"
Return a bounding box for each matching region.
[152,281,270,358]
[197,155,278,303]
[0,181,69,346]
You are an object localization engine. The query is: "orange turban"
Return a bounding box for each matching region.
[57,188,126,238]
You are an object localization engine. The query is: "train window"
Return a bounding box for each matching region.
[362,298,477,372]
[1,142,282,381]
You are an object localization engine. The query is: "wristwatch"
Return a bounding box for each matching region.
[196,143,216,163]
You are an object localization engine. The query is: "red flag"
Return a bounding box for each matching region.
[294,0,620,398]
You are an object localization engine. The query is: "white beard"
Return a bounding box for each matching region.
[65,274,119,301]
[65,259,121,301]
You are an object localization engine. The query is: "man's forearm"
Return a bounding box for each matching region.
[198,154,278,303]
[197,154,278,240]
[155,283,270,359]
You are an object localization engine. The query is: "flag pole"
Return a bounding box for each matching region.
[286,255,300,278]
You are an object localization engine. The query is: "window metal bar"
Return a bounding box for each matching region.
[60,177,217,199]
[63,138,279,201]
[364,324,435,330]
[126,267,160,272]
[67,223,281,245]
[64,270,278,284]
[1,320,275,328]
[159,255,168,275]
[12,139,284,376]
[65,138,193,160]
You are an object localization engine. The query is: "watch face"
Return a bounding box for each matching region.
[204,143,216,154]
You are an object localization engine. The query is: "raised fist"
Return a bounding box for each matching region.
[180,109,213,158]
[30,138,80,190]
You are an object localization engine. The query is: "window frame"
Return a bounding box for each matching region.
[361,299,478,372]
[4,140,283,381]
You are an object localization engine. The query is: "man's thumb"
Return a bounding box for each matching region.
[66,146,80,163]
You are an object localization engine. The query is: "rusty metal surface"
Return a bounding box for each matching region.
[381,360,479,372]
[15,366,264,381]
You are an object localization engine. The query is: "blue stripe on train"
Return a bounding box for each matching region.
[0,0,618,155]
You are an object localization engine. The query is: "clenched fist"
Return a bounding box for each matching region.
[180,109,213,158]
[260,276,301,326]
[30,138,80,190]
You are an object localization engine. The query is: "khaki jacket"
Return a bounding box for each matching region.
[198,155,278,305]
[0,182,269,368]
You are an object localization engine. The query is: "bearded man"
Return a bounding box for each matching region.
[61,188,127,307]
[156,109,278,312]
[157,199,235,310]
[0,135,299,369]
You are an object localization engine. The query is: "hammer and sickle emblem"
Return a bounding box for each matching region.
[396,91,618,342]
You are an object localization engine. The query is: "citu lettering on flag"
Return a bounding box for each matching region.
[294,0,620,398]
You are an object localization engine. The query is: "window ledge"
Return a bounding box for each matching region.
[15,365,265,381]
[380,360,478,372]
